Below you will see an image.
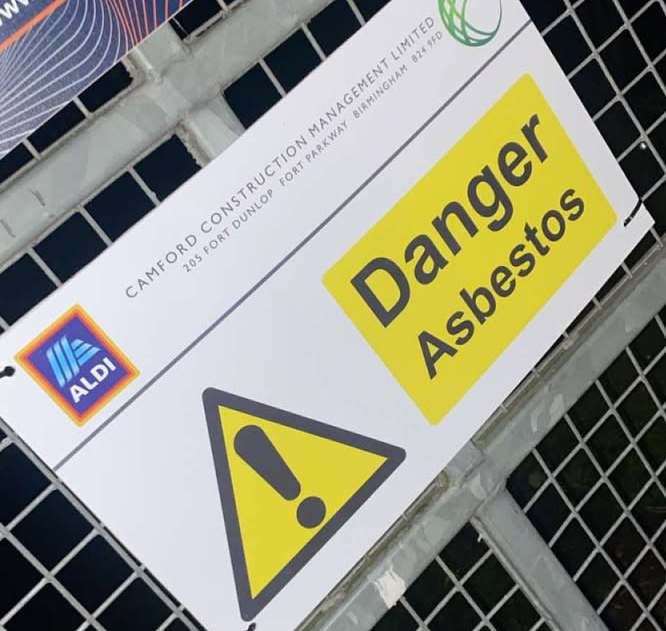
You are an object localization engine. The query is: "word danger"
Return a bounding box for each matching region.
[351,113,585,379]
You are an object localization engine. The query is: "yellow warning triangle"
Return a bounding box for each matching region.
[203,389,405,621]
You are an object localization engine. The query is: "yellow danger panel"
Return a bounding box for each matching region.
[324,74,616,424]
[202,389,405,621]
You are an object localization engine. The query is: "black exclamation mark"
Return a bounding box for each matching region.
[234,425,327,529]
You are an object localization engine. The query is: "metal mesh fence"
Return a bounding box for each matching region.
[508,312,666,630]
[0,0,665,629]
[369,301,666,631]
[374,522,554,631]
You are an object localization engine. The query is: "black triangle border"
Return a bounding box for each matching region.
[202,388,406,621]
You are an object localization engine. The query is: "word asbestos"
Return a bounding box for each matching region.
[352,113,588,379]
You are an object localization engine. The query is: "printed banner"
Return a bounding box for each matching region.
[0,0,190,157]
[0,0,654,629]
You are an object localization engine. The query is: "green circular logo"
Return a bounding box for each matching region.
[439,0,503,47]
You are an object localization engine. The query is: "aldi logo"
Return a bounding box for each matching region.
[16,306,138,426]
